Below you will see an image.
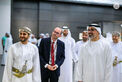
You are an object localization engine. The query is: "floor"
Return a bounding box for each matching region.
[0,55,4,82]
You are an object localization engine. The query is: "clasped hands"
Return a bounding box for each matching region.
[47,65,57,71]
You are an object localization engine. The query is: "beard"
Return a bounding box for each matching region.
[82,37,88,42]
[88,33,98,39]
[19,37,28,42]
[63,33,68,37]
[88,33,94,38]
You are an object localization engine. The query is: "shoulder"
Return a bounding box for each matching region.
[2,37,6,40]
[41,37,50,42]
[28,42,38,49]
[119,41,122,45]
[70,37,75,43]
[57,39,64,44]
[100,39,111,49]
[76,41,82,44]
[8,42,19,50]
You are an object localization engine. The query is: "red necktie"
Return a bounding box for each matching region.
[51,42,55,66]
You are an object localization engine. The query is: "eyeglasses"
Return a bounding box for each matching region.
[53,31,60,35]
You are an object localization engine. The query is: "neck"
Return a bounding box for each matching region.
[83,40,88,42]
[21,41,28,44]
[113,40,119,43]
[51,37,57,42]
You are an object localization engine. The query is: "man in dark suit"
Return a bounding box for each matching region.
[39,27,65,82]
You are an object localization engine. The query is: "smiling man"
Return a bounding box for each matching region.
[76,24,113,82]
[39,27,65,82]
[2,26,41,82]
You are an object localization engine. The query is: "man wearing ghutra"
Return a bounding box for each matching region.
[2,26,41,82]
[75,24,112,82]
[59,26,78,82]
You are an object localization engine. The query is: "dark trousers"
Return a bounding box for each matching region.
[2,46,4,52]
[41,69,59,82]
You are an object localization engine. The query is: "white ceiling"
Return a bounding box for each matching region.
[52,0,122,6]
[73,0,122,5]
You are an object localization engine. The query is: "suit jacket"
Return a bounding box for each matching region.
[39,37,65,76]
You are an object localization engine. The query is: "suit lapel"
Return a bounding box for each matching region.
[56,40,59,61]
[47,38,51,60]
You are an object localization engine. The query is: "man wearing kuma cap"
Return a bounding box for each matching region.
[75,24,112,82]
[2,26,41,82]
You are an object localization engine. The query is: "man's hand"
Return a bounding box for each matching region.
[47,65,58,71]
[47,65,53,70]
[52,65,58,70]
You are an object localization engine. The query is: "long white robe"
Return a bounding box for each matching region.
[76,38,113,82]
[74,40,86,82]
[2,42,41,82]
[1,37,13,65]
[59,30,77,82]
[75,41,86,58]
[110,42,122,82]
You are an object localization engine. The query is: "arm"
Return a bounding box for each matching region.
[2,46,13,82]
[118,43,122,63]
[39,39,47,67]
[56,42,65,67]
[4,39,8,52]
[2,38,3,46]
[104,44,113,82]
[71,39,78,62]
[32,47,41,82]
[75,47,83,82]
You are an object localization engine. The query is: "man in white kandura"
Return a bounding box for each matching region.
[75,31,88,58]
[59,26,78,82]
[74,31,88,82]
[37,33,45,47]
[29,34,37,45]
[1,33,13,66]
[2,26,41,82]
[76,24,112,82]
[110,32,122,82]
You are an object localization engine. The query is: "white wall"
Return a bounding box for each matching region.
[0,0,11,54]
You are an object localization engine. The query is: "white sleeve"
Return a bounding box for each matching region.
[75,47,83,81]
[118,43,122,62]
[104,44,113,82]
[2,46,13,82]
[4,39,8,52]
[32,47,41,82]
[72,39,78,62]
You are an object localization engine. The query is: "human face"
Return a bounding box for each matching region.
[82,32,88,42]
[63,29,68,37]
[88,27,99,39]
[5,33,9,37]
[19,31,30,43]
[112,35,119,43]
[52,27,61,40]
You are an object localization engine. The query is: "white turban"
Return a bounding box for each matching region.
[87,24,101,35]
[19,26,32,35]
[62,26,69,31]
[40,33,45,37]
